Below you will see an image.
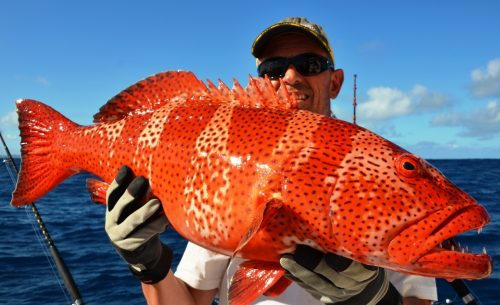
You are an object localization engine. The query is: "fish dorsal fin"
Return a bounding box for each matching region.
[222,76,297,110]
[93,71,298,124]
[245,76,298,110]
[93,71,208,123]
[206,76,298,110]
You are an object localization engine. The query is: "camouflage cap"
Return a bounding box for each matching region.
[251,17,334,62]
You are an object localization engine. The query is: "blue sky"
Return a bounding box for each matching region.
[1,0,499,159]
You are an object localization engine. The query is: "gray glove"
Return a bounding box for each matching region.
[280,245,401,305]
[105,165,171,284]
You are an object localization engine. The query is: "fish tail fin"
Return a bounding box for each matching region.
[11,99,80,206]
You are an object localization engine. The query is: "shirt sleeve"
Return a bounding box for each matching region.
[174,242,231,290]
[387,271,438,301]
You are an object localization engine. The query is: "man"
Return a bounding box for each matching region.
[105,17,438,305]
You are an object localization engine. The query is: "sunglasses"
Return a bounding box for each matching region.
[257,53,334,80]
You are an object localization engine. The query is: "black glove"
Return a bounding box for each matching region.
[280,245,402,305]
[105,165,172,284]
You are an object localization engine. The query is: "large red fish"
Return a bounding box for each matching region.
[12,71,491,305]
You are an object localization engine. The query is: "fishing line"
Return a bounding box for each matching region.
[0,131,85,305]
[3,158,71,302]
[23,204,73,304]
[3,158,17,184]
[2,147,72,305]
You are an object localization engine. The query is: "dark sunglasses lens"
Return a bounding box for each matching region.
[258,54,331,79]
[258,58,288,79]
[293,54,328,76]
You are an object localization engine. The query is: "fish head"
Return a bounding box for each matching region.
[324,126,492,280]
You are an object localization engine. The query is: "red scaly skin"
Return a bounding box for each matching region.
[12,71,491,282]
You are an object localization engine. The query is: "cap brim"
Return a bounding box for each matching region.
[252,23,332,60]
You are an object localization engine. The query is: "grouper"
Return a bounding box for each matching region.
[11,71,492,305]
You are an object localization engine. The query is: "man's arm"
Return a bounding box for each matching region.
[105,166,216,305]
[402,297,432,305]
[141,271,218,305]
[387,271,437,305]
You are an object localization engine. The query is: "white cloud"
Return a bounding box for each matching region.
[35,76,50,86]
[470,58,500,98]
[358,85,448,121]
[407,140,500,159]
[0,111,20,155]
[431,100,500,139]
[0,111,18,126]
[431,112,462,126]
[12,75,50,86]
[358,40,385,54]
[358,87,411,120]
[411,84,449,110]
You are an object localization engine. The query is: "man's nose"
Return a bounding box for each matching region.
[281,65,303,85]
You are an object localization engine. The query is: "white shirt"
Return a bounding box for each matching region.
[175,242,438,305]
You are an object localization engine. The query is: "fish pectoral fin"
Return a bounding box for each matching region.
[263,275,293,297]
[229,261,289,305]
[232,197,282,256]
[86,178,109,204]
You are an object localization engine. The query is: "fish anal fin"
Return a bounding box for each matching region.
[233,196,282,256]
[229,261,287,305]
[86,178,109,204]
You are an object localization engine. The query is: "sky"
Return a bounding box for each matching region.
[1,0,499,159]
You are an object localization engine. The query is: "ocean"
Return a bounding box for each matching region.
[0,159,498,305]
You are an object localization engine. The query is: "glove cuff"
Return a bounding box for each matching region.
[128,243,173,284]
[374,282,402,305]
[329,269,392,305]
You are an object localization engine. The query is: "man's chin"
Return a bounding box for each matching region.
[297,100,313,111]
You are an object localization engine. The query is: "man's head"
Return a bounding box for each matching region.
[252,17,344,116]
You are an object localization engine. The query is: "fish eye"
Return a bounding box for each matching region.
[396,154,420,178]
[403,161,416,171]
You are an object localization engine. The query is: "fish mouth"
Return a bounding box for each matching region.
[388,204,492,280]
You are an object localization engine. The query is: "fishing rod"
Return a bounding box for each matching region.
[0,131,84,305]
[353,74,357,125]
[450,279,482,305]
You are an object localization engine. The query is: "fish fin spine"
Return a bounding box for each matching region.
[11,99,79,206]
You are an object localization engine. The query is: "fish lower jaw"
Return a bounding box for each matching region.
[414,248,492,281]
[387,204,491,280]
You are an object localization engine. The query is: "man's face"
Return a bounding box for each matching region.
[258,33,344,116]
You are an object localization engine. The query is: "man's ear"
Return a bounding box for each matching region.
[329,69,344,99]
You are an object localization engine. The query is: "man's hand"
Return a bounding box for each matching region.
[280,245,402,305]
[105,165,171,284]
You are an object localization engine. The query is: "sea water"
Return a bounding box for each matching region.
[0,159,498,304]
